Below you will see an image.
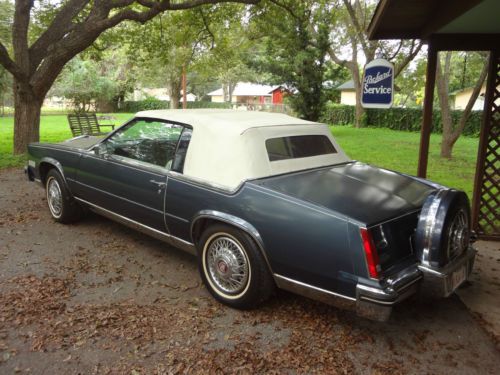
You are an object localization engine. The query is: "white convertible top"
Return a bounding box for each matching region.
[136,109,351,190]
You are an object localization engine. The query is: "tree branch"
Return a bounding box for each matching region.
[342,0,369,58]
[452,57,489,140]
[268,0,300,21]
[12,0,33,75]
[29,0,89,73]
[394,40,423,78]
[327,46,352,69]
[198,8,216,49]
[29,0,260,96]
[386,41,403,61]
[0,41,24,80]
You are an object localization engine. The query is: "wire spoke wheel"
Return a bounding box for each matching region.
[447,209,469,260]
[205,234,250,296]
[47,177,63,218]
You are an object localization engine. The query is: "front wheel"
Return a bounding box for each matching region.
[45,169,82,223]
[198,224,274,309]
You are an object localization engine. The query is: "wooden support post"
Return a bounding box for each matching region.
[417,42,438,178]
[182,65,187,110]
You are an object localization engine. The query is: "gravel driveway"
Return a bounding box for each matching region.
[1,168,499,374]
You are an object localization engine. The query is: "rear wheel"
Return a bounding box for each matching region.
[45,169,82,223]
[198,224,274,309]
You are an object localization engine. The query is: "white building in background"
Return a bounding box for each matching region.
[133,88,197,102]
[208,82,282,105]
[450,84,488,111]
[336,80,357,106]
[43,95,72,109]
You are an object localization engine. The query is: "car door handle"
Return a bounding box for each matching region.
[150,179,166,193]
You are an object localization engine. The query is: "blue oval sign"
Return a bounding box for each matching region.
[361,59,394,109]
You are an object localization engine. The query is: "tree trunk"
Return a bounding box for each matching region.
[352,66,365,128]
[13,79,42,155]
[167,80,181,109]
[228,82,236,104]
[440,135,454,159]
[170,95,180,109]
[436,52,488,159]
[435,52,454,158]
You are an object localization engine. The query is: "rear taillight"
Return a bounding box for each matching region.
[360,228,381,279]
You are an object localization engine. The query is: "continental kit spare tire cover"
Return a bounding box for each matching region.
[415,189,471,268]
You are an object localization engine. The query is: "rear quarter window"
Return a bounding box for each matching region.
[266,135,337,161]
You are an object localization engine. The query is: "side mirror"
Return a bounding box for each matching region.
[93,143,109,157]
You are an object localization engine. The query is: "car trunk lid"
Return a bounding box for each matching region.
[252,162,436,226]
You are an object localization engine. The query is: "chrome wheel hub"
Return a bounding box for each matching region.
[47,178,62,217]
[448,209,469,259]
[206,236,249,295]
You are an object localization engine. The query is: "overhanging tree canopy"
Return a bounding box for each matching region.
[0,0,259,155]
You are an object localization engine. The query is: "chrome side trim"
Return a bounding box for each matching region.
[29,144,83,156]
[274,274,356,309]
[358,296,395,306]
[167,171,246,196]
[357,284,392,297]
[367,208,421,229]
[165,211,190,223]
[190,210,274,273]
[171,236,198,256]
[74,197,196,256]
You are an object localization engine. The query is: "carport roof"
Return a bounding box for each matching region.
[368,0,500,41]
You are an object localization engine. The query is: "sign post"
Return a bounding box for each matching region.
[361,59,394,109]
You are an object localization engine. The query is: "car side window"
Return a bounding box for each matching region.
[105,119,183,168]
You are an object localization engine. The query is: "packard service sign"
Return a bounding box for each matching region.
[361,59,394,109]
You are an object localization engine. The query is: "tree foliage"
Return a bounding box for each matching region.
[51,51,136,113]
[248,0,331,121]
[325,0,422,127]
[0,0,260,154]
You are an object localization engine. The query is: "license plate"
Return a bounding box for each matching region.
[451,266,467,291]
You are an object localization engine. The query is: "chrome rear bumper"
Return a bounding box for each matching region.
[418,246,476,298]
[355,246,476,321]
[356,266,422,321]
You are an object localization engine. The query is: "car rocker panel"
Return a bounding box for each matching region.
[25,109,476,321]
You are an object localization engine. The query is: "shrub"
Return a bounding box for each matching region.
[321,103,482,137]
[117,99,232,113]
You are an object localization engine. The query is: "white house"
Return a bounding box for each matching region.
[133,88,197,102]
[450,84,489,111]
[208,82,283,105]
[336,80,357,106]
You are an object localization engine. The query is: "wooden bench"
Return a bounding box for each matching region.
[68,113,116,137]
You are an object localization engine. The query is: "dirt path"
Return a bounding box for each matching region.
[0,169,499,374]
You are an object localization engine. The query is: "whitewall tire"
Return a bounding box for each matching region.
[198,224,274,309]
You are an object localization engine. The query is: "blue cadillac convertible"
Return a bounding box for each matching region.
[26,110,476,321]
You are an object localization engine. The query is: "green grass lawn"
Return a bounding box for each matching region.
[330,126,478,198]
[0,113,134,169]
[0,114,478,198]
